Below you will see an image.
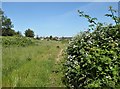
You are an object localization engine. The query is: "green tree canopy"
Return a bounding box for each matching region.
[0,9,16,36]
[50,35,52,40]
[25,29,34,38]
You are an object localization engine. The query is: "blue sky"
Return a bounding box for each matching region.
[2,2,118,37]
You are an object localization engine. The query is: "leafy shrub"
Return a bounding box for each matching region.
[62,7,120,88]
[2,36,35,47]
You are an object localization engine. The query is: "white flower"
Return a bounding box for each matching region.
[106,76,109,78]
[85,52,88,57]
[73,55,75,58]
[115,43,118,46]
[97,45,99,47]
[81,39,84,41]
[69,41,71,44]
[68,55,72,59]
[88,40,92,44]
[74,61,78,65]
[106,76,111,79]
[70,58,72,61]
[73,45,78,48]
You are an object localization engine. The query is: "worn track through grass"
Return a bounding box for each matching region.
[56,49,63,62]
[49,48,64,87]
[2,40,66,87]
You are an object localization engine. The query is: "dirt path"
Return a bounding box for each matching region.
[49,48,64,87]
[56,49,63,62]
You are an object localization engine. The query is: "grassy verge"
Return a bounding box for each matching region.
[2,40,66,87]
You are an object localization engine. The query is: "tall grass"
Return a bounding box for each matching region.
[2,39,65,87]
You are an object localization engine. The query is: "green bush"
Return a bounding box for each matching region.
[2,36,35,47]
[62,7,120,88]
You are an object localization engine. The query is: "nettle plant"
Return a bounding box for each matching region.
[62,6,120,88]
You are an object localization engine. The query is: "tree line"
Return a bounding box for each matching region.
[0,9,35,38]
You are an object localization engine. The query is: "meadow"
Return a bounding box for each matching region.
[2,36,67,87]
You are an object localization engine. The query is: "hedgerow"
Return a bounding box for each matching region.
[62,6,120,88]
[2,36,35,47]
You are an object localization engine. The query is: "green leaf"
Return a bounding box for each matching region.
[98,66,102,71]
[113,70,117,75]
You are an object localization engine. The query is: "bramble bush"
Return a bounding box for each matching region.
[62,6,120,88]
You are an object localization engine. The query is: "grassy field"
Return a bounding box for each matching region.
[2,36,120,88]
[2,37,67,87]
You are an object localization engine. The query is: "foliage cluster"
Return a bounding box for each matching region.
[24,29,35,38]
[0,9,16,36]
[62,6,120,88]
[2,36,35,47]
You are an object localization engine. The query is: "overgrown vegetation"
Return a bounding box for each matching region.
[1,36,35,47]
[62,6,120,88]
[2,40,66,87]
[1,5,120,88]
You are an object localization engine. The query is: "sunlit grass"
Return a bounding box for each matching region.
[2,40,66,87]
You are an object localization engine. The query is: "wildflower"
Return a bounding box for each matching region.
[70,58,72,61]
[106,76,111,79]
[73,45,78,48]
[74,61,78,65]
[88,40,92,44]
[73,55,75,58]
[68,55,72,59]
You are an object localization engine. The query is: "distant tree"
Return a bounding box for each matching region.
[16,31,22,37]
[0,9,16,36]
[25,29,34,38]
[0,8,3,32]
[49,35,52,40]
[2,16,14,29]
[2,28,16,36]
[45,36,49,41]
[36,35,40,40]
